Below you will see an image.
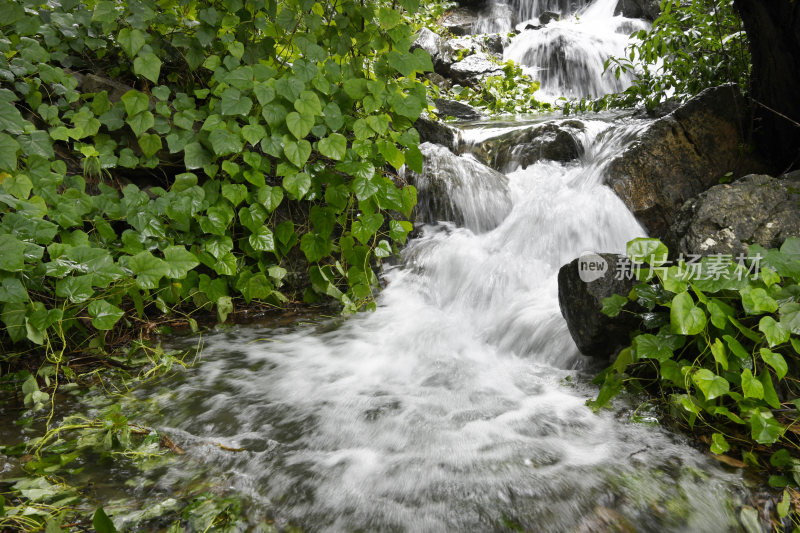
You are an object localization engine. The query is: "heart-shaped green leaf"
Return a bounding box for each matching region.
[318,133,347,161]
[283,140,311,168]
[88,299,124,330]
[163,246,199,279]
[286,111,314,140]
[283,172,311,200]
[691,368,729,400]
[671,291,707,335]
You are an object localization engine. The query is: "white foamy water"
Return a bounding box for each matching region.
[477,0,593,33]
[130,117,750,532]
[502,0,649,101]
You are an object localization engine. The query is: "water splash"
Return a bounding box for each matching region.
[403,143,513,233]
[503,0,649,100]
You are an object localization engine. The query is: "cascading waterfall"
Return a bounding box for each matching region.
[476,0,592,33]
[501,0,649,100]
[114,1,754,530]
[511,0,592,20]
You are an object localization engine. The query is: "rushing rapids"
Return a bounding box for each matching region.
[120,113,754,531]
[111,1,755,531]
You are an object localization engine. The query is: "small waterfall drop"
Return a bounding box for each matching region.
[476,0,593,33]
[500,0,649,100]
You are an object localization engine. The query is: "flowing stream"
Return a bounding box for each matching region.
[114,2,754,531]
[479,0,649,100]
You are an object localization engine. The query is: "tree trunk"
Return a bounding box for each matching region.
[734,0,800,172]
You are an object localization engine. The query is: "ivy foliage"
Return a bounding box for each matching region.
[570,0,750,112]
[594,237,800,489]
[446,60,551,115]
[0,0,433,356]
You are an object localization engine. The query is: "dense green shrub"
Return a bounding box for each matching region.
[0,0,433,360]
[594,237,800,491]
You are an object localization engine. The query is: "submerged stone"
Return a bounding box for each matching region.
[538,11,561,25]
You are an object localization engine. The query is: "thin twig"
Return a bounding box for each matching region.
[753,99,800,129]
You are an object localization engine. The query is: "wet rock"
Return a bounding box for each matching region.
[414,115,460,152]
[449,52,505,87]
[413,32,504,81]
[448,34,503,60]
[70,72,136,102]
[434,98,483,120]
[426,72,452,91]
[539,11,561,25]
[632,99,681,119]
[606,84,766,240]
[468,120,585,171]
[404,143,512,233]
[557,253,641,358]
[455,0,488,8]
[483,33,505,54]
[614,0,660,21]
[575,506,637,533]
[614,20,642,35]
[440,7,480,36]
[665,173,800,257]
[412,27,455,76]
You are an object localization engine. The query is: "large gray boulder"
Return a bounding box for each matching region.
[446,35,506,64]
[483,33,505,55]
[468,120,585,171]
[448,35,486,57]
[558,253,641,357]
[606,84,766,240]
[411,28,455,76]
[614,0,660,21]
[448,52,505,87]
[666,172,800,257]
[404,143,512,233]
[440,7,480,36]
